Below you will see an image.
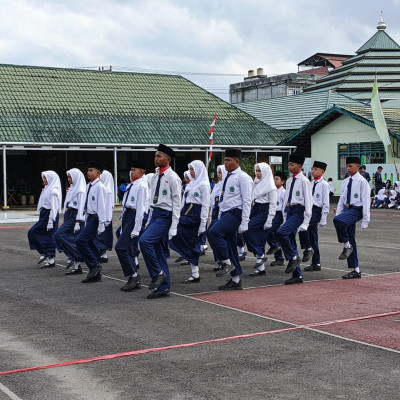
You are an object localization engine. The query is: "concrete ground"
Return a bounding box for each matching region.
[0,206,399,399]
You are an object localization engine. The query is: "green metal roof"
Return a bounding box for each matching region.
[356,30,400,54]
[234,90,367,131]
[0,64,282,146]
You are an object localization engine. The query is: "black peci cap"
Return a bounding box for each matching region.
[312,161,327,170]
[289,154,305,165]
[157,144,176,159]
[130,159,147,170]
[225,148,242,158]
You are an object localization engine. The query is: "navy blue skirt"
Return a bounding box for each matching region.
[28,208,59,257]
[244,202,270,256]
[169,203,202,265]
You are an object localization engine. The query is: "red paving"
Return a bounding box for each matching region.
[193,273,400,351]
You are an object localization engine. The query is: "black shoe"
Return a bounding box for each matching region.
[218,279,243,290]
[238,251,247,261]
[200,250,206,256]
[148,271,167,290]
[249,269,266,277]
[216,263,235,277]
[180,261,190,266]
[147,289,170,299]
[304,264,321,271]
[266,246,280,255]
[285,257,300,274]
[302,249,314,263]
[66,259,74,269]
[40,262,55,269]
[342,270,361,279]
[182,276,200,284]
[37,255,48,265]
[175,256,184,263]
[270,260,284,266]
[66,265,83,275]
[82,273,102,283]
[87,264,102,279]
[339,246,353,260]
[121,275,141,291]
[254,256,267,268]
[284,276,303,285]
[213,262,223,271]
[100,257,108,263]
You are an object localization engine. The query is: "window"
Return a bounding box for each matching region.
[287,86,302,96]
[337,142,385,179]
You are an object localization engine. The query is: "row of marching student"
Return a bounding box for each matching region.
[27,144,370,299]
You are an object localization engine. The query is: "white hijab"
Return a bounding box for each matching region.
[211,164,227,199]
[64,168,86,211]
[100,170,115,195]
[252,162,276,200]
[37,170,62,213]
[187,160,209,194]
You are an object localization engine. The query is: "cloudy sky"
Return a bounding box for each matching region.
[1,0,399,101]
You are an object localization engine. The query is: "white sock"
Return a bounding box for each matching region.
[102,252,108,259]
[344,242,351,249]
[158,270,164,275]
[222,259,231,265]
[354,267,360,273]
[47,257,54,264]
[131,272,138,278]
[292,256,297,260]
[190,264,200,278]
[134,256,138,265]
[308,247,312,251]
[73,261,80,270]
[257,264,265,272]
[238,246,245,254]
[256,254,265,262]
[231,275,240,283]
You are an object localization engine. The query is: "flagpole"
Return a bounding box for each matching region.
[206,114,217,170]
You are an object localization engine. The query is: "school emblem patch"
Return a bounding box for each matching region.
[296,191,300,196]
[73,201,77,206]
[131,196,135,202]
[262,193,267,197]
[229,186,235,192]
[91,196,95,201]
[354,193,359,198]
[162,189,167,195]
[194,192,199,197]
[316,194,320,198]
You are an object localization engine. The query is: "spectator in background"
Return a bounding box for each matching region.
[328,178,335,199]
[374,166,384,193]
[360,165,371,183]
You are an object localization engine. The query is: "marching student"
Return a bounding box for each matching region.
[208,148,252,290]
[207,164,227,271]
[276,154,313,285]
[76,162,108,283]
[55,168,86,274]
[138,144,181,299]
[328,178,335,199]
[115,159,148,291]
[244,162,277,276]
[266,171,286,267]
[333,156,370,279]
[28,170,62,268]
[96,169,115,263]
[170,160,210,283]
[299,161,330,272]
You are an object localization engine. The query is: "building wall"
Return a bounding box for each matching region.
[311,115,393,193]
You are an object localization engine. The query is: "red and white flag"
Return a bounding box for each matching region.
[208,114,217,164]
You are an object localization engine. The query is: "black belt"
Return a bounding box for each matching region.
[125,208,136,212]
[286,204,304,208]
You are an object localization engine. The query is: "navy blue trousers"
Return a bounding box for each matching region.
[299,206,322,265]
[207,207,219,262]
[55,208,84,258]
[115,209,142,276]
[208,208,242,276]
[277,206,305,276]
[237,232,245,248]
[333,206,363,269]
[170,203,202,266]
[28,208,59,257]
[243,203,270,257]
[139,207,172,291]
[75,215,101,270]
[266,211,284,261]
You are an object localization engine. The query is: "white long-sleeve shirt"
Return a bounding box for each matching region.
[150,167,182,236]
[65,191,85,221]
[283,172,313,228]
[85,178,107,224]
[39,193,60,222]
[310,176,330,224]
[276,186,286,212]
[254,189,277,226]
[122,178,149,234]
[336,172,370,227]
[218,167,252,226]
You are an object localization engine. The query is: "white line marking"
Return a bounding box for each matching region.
[0,383,23,400]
